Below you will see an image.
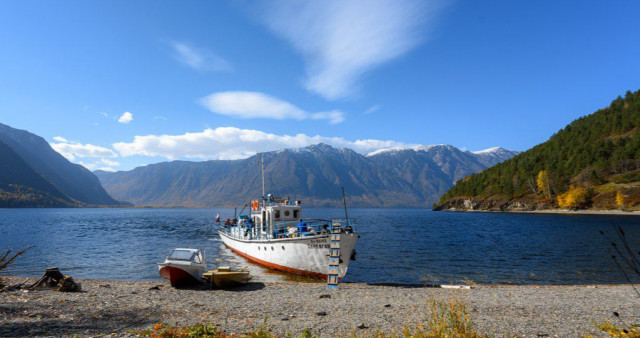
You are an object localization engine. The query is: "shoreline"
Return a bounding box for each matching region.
[439,208,640,216]
[2,276,639,337]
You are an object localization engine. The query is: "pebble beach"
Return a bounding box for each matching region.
[1,276,639,337]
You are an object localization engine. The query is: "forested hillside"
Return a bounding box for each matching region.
[0,123,123,206]
[437,89,640,211]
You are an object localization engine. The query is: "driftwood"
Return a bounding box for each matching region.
[0,278,29,292]
[57,276,81,292]
[28,267,81,292]
[0,246,33,292]
[0,246,34,271]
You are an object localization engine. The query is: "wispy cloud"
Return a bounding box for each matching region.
[258,0,446,100]
[77,159,118,172]
[363,104,382,115]
[118,112,133,124]
[170,41,233,72]
[113,127,407,160]
[50,138,118,161]
[200,91,346,124]
[53,136,69,143]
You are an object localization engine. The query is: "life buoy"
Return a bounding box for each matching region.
[251,200,258,211]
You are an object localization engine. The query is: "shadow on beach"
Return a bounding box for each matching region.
[173,281,266,292]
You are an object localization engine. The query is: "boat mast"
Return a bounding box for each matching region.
[261,153,265,199]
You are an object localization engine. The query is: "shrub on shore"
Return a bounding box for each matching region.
[134,296,486,338]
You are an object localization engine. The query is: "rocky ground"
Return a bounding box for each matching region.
[1,276,639,337]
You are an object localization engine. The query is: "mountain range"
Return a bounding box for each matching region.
[0,123,124,207]
[95,143,518,208]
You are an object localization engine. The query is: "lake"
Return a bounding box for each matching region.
[1,208,639,285]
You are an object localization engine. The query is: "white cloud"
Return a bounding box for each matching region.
[363,104,382,115]
[153,115,167,121]
[100,159,120,167]
[259,0,445,100]
[50,139,118,161]
[78,161,117,172]
[53,136,69,143]
[113,127,407,160]
[170,41,233,72]
[118,112,133,124]
[200,91,345,124]
[100,112,108,117]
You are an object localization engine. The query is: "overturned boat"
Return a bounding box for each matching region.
[158,248,207,287]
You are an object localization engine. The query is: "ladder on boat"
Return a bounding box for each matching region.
[327,220,341,289]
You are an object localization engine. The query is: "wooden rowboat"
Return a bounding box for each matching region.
[203,267,251,288]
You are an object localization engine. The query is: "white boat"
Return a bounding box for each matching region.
[218,156,359,281]
[158,248,207,287]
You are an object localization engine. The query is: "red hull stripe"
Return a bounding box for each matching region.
[159,266,199,287]
[225,244,329,280]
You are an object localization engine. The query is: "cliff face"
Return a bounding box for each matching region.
[433,197,549,212]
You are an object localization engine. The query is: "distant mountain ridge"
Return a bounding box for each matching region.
[96,143,518,207]
[0,122,124,207]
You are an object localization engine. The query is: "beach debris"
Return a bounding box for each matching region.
[357,323,369,329]
[27,267,81,292]
[0,278,30,292]
[0,246,33,272]
[319,294,331,299]
[148,286,161,291]
[99,284,111,288]
[384,304,391,308]
[316,311,327,316]
[57,276,81,292]
[0,246,34,291]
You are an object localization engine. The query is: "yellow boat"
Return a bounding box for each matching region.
[203,267,251,288]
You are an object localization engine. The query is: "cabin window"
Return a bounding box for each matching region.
[293,210,299,219]
[282,246,285,250]
[271,246,274,251]
[274,210,280,219]
[168,250,196,261]
[284,210,290,217]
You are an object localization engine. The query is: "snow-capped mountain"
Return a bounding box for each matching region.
[95,143,518,208]
[470,147,520,167]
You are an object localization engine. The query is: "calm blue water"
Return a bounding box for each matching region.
[1,208,639,285]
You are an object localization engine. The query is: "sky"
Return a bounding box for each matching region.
[1,0,639,171]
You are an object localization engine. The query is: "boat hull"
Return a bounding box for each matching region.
[204,270,251,288]
[158,264,203,287]
[219,231,358,279]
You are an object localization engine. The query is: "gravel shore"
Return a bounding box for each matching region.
[1,276,639,337]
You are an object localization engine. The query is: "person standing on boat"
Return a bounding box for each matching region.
[297,220,307,233]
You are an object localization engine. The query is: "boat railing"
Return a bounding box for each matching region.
[269,218,357,239]
[219,217,356,240]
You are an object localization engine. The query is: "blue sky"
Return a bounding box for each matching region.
[1,1,639,171]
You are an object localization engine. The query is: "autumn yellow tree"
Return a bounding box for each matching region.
[537,171,552,198]
[616,190,625,208]
[557,185,590,209]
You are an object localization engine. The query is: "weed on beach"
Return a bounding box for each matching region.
[132,295,487,338]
